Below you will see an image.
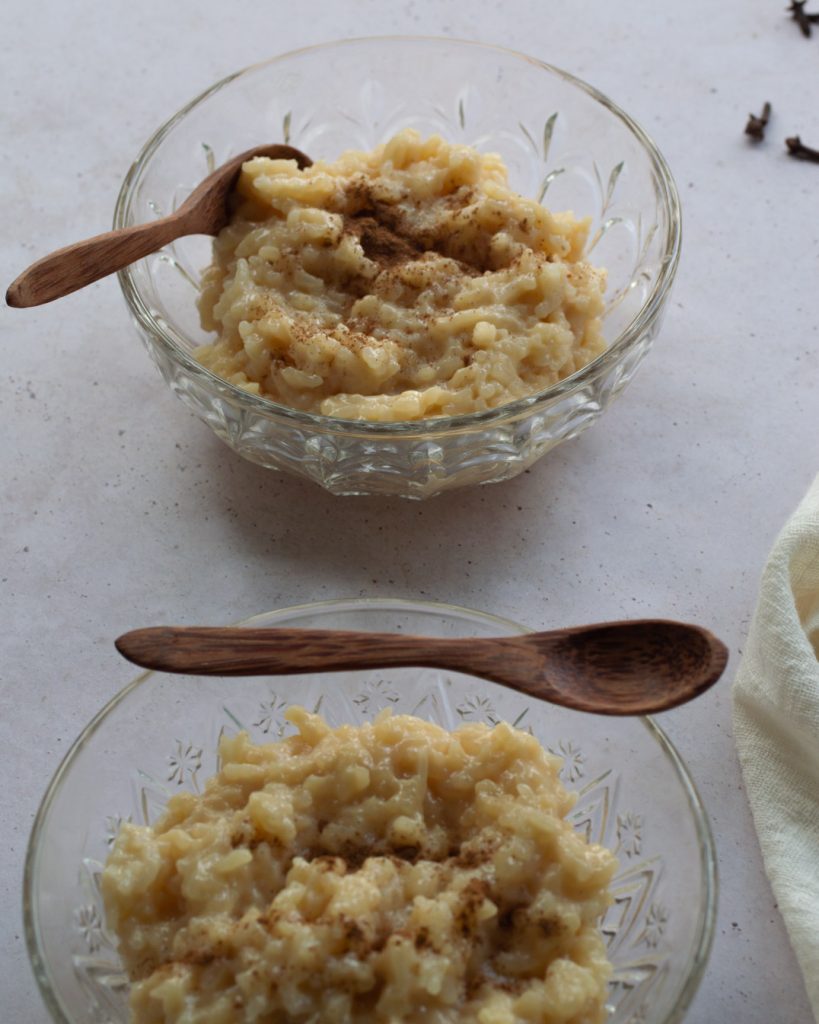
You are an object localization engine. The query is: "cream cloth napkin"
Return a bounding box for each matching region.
[733,473,819,1019]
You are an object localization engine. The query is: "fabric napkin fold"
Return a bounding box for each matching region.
[733,473,819,1020]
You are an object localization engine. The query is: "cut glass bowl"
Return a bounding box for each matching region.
[115,37,681,498]
[26,599,714,1023]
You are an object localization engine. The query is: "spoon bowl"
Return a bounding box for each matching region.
[5,143,311,308]
[115,618,728,716]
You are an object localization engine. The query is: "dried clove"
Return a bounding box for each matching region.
[745,102,772,141]
[788,0,819,37]
[785,135,819,163]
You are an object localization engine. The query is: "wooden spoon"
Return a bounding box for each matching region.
[115,620,729,716]
[5,143,312,308]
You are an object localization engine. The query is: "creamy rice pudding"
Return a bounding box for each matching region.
[196,131,606,421]
[103,709,616,1024]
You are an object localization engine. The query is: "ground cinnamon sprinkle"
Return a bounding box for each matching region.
[344,212,423,268]
[103,710,616,1024]
[196,128,606,422]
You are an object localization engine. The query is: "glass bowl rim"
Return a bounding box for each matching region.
[24,597,715,1024]
[114,35,682,438]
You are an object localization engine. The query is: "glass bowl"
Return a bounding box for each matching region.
[114,37,680,499]
[26,599,714,1024]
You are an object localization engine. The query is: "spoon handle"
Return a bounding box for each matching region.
[6,211,195,308]
[115,626,517,680]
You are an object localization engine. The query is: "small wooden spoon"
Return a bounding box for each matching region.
[115,620,729,716]
[5,143,312,308]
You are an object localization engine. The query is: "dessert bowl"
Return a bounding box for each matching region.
[26,599,714,1024]
[115,37,680,498]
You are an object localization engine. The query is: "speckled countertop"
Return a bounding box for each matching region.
[2,1,818,1021]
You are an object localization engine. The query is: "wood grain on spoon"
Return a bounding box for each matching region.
[115,620,729,716]
[5,143,312,308]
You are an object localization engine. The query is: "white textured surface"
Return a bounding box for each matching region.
[1,1,817,1021]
